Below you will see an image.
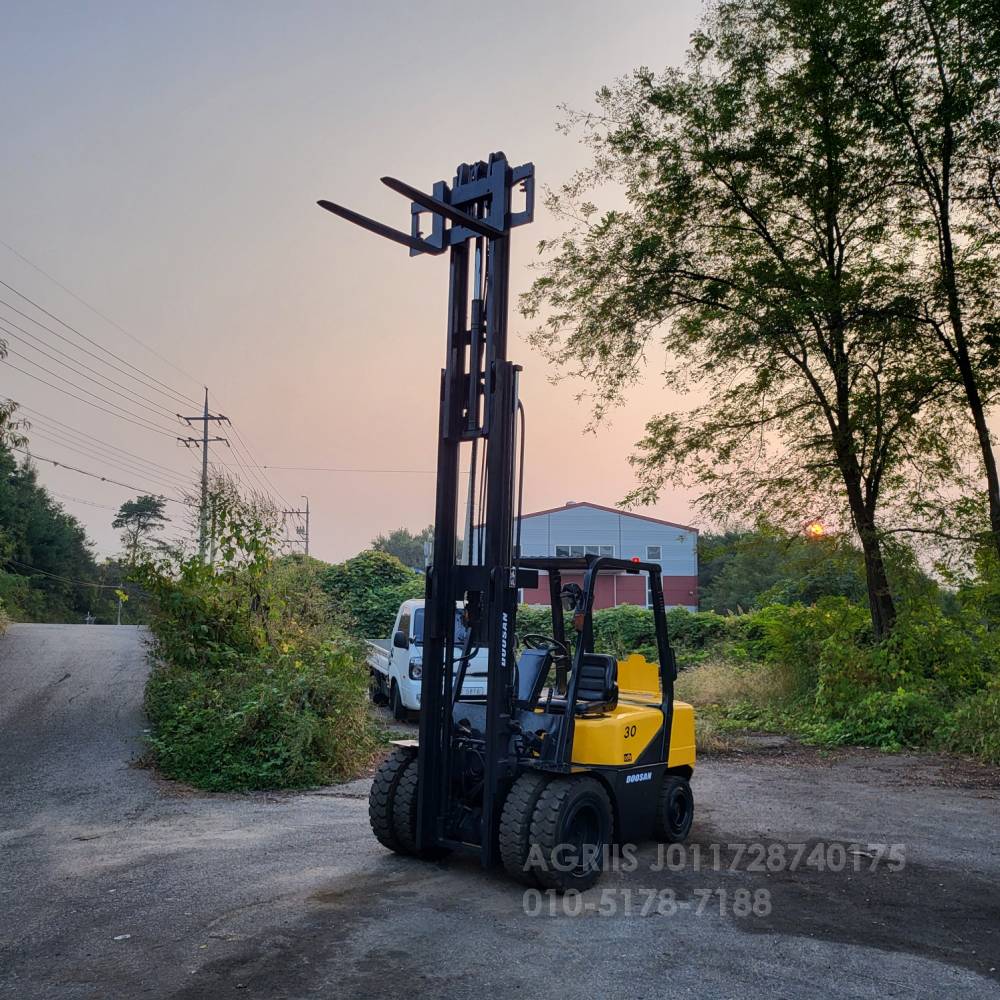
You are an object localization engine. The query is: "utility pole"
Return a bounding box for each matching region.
[178,387,229,561]
[282,496,310,556]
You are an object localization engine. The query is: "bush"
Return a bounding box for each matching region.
[0,596,9,634]
[838,688,945,750]
[137,487,378,791]
[145,640,371,790]
[944,680,1000,765]
[321,550,424,638]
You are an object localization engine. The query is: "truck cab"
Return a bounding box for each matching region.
[368,600,489,719]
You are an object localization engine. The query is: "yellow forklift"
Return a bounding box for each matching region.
[318,153,695,890]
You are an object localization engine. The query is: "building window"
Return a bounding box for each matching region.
[554,544,614,557]
[646,545,662,561]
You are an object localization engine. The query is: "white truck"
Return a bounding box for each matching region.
[367,599,489,720]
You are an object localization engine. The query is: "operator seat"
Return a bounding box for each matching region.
[549,654,619,716]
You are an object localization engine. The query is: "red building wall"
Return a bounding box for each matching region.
[520,572,698,610]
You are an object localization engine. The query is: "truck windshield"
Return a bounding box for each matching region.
[412,608,469,647]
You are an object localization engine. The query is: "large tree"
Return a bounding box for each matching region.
[113,495,169,564]
[844,0,1000,557]
[522,0,961,638]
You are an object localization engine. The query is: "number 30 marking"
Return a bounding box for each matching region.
[624,725,637,739]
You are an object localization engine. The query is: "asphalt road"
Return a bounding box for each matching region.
[1,623,998,999]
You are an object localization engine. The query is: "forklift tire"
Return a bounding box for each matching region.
[654,775,694,843]
[528,776,612,892]
[499,772,550,886]
[390,681,407,722]
[369,746,415,852]
[392,757,450,860]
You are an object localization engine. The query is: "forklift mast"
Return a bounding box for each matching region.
[318,153,536,864]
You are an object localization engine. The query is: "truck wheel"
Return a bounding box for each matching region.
[389,681,408,722]
[391,757,450,860]
[369,671,387,706]
[499,772,549,886]
[528,776,612,892]
[368,746,414,852]
[654,775,694,843]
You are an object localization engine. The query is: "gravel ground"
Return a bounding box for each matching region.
[1,623,998,999]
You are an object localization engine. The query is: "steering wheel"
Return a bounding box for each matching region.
[521,633,571,659]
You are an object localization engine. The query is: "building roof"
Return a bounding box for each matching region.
[519,501,698,534]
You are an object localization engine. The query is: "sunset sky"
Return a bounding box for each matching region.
[1,1,706,561]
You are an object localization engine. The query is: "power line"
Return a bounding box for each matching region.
[14,447,196,506]
[20,405,195,484]
[222,463,468,474]
[0,277,199,408]
[3,357,181,438]
[49,490,124,512]
[3,557,119,590]
[0,315,180,419]
[26,429,190,495]
[0,238,203,397]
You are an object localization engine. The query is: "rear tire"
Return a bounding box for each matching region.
[499,772,549,886]
[368,746,414,852]
[528,776,612,892]
[654,775,694,843]
[390,681,407,722]
[391,757,450,860]
[369,671,388,706]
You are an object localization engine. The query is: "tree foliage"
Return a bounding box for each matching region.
[321,549,424,638]
[522,0,974,638]
[370,524,433,570]
[0,446,118,622]
[698,527,870,613]
[842,0,1000,557]
[113,494,169,563]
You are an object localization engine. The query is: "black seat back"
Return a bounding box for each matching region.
[515,648,552,709]
[574,654,618,715]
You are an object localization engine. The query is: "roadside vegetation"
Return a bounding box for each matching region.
[517,534,999,764]
[137,481,379,791]
[0,445,132,623]
[521,0,1000,764]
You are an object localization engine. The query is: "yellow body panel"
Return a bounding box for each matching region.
[569,654,696,769]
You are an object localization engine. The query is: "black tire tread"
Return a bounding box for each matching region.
[391,757,451,860]
[368,746,414,852]
[499,772,549,885]
[392,757,421,854]
[654,775,694,843]
[528,776,611,892]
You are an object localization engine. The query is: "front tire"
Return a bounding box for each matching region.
[368,746,414,852]
[390,680,407,722]
[654,775,694,843]
[499,772,549,886]
[527,776,612,892]
[391,757,450,860]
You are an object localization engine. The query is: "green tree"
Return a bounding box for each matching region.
[113,495,169,563]
[522,0,961,639]
[0,447,109,622]
[371,524,433,570]
[698,527,870,613]
[321,549,424,637]
[843,0,1000,558]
